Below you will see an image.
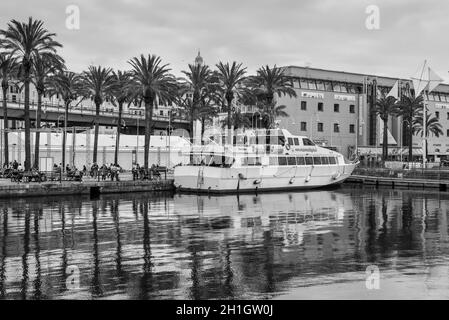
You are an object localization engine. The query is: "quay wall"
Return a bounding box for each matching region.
[0,179,174,198]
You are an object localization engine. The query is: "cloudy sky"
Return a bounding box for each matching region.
[1,0,449,81]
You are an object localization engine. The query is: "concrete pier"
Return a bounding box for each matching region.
[345,175,448,191]
[0,179,174,198]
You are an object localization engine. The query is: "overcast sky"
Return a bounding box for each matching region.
[1,0,449,81]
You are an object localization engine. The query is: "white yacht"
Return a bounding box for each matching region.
[174,129,358,193]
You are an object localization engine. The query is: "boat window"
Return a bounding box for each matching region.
[287,157,296,165]
[321,156,329,164]
[249,136,256,144]
[303,138,315,146]
[305,157,313,165]
[329,157,337,164]
[269,157,278,166]
[296,157,305,165]
[246,157,262,166]
[288,137,294,146]
[278,157,287,166]
[293,138,300,145]
[313,157,322,165]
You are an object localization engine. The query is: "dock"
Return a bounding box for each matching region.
[345,175,449,191]
[0,179,175,198]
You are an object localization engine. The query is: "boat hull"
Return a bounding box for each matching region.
[174,163,357,193]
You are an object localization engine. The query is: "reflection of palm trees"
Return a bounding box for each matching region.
[0,208,8,298]
[139,199,153,299]
[112,199,125,283]
[366,199,377,263]
[60,203,68,294]
[90,201,103,297]
[20,207,31,299]
[33,207,42,299]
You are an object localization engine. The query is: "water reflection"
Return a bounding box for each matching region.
[1,187,449,299]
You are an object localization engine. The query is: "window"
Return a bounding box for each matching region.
[296,157,305,165]
[349,104,355,113]
[313,157,322,165]
[269,157,278,166]
[447,129,449,137]
[159,110,164,116]
[303,138,315,146]
[317,122,324,132]
[316,80,325,91]
[287,157,296,165]
[300,122,307,131]
[349,124,355,133]
[293,138,300,145]
[318,102,324,112]
[288,137,294,145]
[333,82,341,92]
[278,157,287,166]
[301,101,307,110]
[307,79,317,90]
[334,123,340,133]
[299,78,308,89]
[436,111,440,119]
[324,81,333,91]
[447,112,449,120]
[329,157,337,164]
[305,157,313,165]
[321,157,329,164]
[334,104,340,112]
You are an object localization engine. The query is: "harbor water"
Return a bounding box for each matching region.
[1,185,449,299]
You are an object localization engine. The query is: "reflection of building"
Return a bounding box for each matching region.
[274,66,449,160]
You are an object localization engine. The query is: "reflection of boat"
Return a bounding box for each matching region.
[174,129,358,193]
[173,190,355,247]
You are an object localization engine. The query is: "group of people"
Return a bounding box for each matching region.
[131,163,162,181]
[1,159,166,183]
[89,163,122,181]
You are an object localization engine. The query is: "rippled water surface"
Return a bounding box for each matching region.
[1,185,449,299]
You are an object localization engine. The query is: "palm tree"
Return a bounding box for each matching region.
[258,102,289,129]
[31,52,64,168]
[220,110,251,129]
[109,70,133,165]
[128,54,177,170]
[247,65,297,105]
[47,71,82,171]
[81,66,114,164]
[216,62,247,142]
[397,95,423,162]
[180,63,216,144]
[413,111,443,158]
[0,17,62,170]
[0,52,18,165]
[374,95,398,161]
[246,65,296,130]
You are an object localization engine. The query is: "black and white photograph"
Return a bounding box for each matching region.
[0,0,449,310]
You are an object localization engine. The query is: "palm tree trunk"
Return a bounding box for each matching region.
[114,102,123,165]
[34,93,42,169]
[201,117,205,144]
[93,102,100,164]
[2,87,9,165]
[408,117,413,162]
[62,102,69,172]
[227,97,233,145]
[24,79,31,171]
[382,118,388,161]
[144,98,153,170]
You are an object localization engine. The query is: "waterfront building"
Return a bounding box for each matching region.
[272,66,449,161]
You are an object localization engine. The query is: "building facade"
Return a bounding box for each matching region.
[276,66,449,160]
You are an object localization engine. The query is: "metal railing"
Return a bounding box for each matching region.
[0,97,189,123]
[353,164,449,181]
